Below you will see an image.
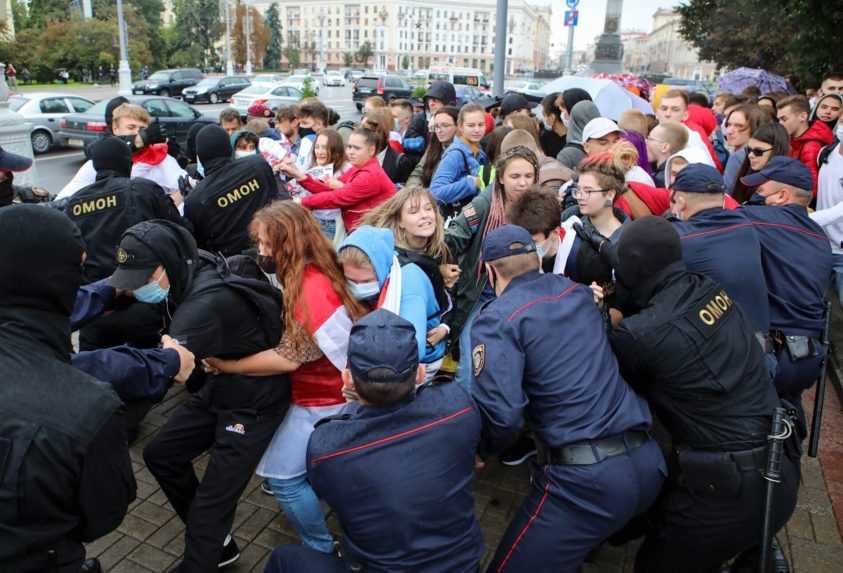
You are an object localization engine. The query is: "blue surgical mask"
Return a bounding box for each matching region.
[347,280,380,301]
[134,276,170,304]
[196,159,205,177]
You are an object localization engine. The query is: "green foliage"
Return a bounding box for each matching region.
[169,0,221,68]
[411,86,427,98]
[301,76,317,98]
[263,2,283,70]
[343,52,354,67]
[401,55,410,70]
[11,0,30,32]
[355,41,373,65]
[26,0,69,29]
[677,0,843,89]
[284,47,301,69]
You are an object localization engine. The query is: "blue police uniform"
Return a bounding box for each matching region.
[470,225,666,572]
[265,310,483,573]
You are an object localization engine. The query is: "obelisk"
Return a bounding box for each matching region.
[591,0,624,73]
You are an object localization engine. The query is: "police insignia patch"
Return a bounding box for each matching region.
[116,248,128,264]
[472,344,486,377]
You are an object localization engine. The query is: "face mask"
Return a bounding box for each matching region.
[235,150,254,159]
[116,134,137,149]
[561,112,571,128]
[299,127,316,138]
[542,117,554,131]
[746,192,767,205]
[347,280,380,301]
[394,119,401,131]
[134,275,169,304]
[196,159,205,177]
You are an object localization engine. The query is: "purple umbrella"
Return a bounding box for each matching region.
[717,67,795,95]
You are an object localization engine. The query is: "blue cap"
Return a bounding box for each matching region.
[671,163,725,194]
[348,309,419,384]
[482,224,536,263]
[740,156,813,190]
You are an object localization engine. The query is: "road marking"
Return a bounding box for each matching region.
[35,151,85,161]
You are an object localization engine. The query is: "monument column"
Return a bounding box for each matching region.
[591,0,624,73]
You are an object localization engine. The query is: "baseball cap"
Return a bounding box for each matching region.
[671,163,726,194]
[482,224,537,263]
[581,117,623,143]
[107,230,164,290]
[0,146,33,172]
[348,309,419,384]
[500,93,532,118]
[740,156,813,190]
[247,102,273,118]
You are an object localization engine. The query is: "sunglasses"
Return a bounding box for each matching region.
[746,146,773,157]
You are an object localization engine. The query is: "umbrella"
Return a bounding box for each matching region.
[717,67,794,95]
[537,76,654,120]
[593,72,654,101]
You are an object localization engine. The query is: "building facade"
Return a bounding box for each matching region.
[252,0,550,74]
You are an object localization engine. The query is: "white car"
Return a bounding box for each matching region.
[505,80,546,99]
[230,83,304,117]
[323,72,346,87]
[285,75,319,95]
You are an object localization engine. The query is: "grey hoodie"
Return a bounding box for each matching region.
[556,101,601,169]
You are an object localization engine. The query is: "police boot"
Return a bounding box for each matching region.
[80,558,102,573]
[730,537,790,573]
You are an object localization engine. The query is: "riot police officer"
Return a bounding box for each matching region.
[740,157,834,410]
[112,220,290,572]
[470,224,666,572]
[0,205,135,573]
[265,309,483,573]
[184,124,282,256]
[606,216,800,573]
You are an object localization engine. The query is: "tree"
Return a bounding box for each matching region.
[169,0,221,69]
[677,0,843,89]
[355,41,373,66]
[283,47,300,69]
[401,54,410,70]
[11,0,31,32]
[232,3,269,70]
[343,52,354,67]
[26,0,69,28]
[263,2,283,70]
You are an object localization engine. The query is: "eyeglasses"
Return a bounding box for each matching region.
[572,187,609,199]
[746,146,773,157]
[433,123,456,132]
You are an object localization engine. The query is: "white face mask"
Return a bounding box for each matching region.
[542,116,554,131]
[561,112,571,128]
[235,150,255,159]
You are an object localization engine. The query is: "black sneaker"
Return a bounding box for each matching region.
[80,559,102,573]
[219,537,240,569]
[260,480,273,496]
[499,436,537,466]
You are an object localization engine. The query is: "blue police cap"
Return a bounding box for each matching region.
[740,156,813,191]
[482,224,537,263]
[671,163,725,194]
[348,309,419,384]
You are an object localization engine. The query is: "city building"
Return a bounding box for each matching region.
[624,9,716,80]
[251,0,551,74]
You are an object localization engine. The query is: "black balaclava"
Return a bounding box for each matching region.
[196,124,233,175]
[120,219,199,306]
[186,122,206,164]
[105,96,130,130]
[562,88,593,113]
[0,171,14,207]
[0,205,85,358]
[613,216,685,314]
[91,136,133,177]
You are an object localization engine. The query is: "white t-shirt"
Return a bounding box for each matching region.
[56,156,186,199]
[684,127,716,168]
[626,165,655,187]
[814,142,843,255]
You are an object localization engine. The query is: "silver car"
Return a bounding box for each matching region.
[230,83,303,117]
[10,92,95,154]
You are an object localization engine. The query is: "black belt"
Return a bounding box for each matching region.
[728,444,768,471]
[536,430,650,466]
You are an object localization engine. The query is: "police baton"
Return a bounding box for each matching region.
[808,300,833,458]
[760,406,790,573]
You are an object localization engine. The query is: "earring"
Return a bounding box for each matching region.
[604,199,613,208]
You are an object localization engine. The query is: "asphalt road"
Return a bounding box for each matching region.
[32,84,361,194]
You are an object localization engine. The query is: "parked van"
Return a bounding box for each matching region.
[428,66,490,92]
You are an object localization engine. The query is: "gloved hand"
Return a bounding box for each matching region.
[573,222,619,269]
[138,121,166,148]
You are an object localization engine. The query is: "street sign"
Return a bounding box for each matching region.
[566,0,580,8]
[564,10,579,27]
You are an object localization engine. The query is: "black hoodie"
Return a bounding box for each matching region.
[0,205,135,570]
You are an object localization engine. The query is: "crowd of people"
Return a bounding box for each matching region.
[1,69,843,573]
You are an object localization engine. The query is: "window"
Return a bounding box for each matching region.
[166,100,196,119]
[271,87,290,96]
[67,98,93,113]
[39,98,70,114]
[144,99,171,118]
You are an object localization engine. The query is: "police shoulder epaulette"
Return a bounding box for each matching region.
[464,204,481,229]
[314,413,352,428]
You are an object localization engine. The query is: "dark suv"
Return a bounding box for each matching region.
[352,74,412,111]
[132,68,204,98]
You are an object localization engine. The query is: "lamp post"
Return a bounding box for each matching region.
[244,1,253,75]
[224,1,233,76]
[116,0,132,96]
[493,0,507,97]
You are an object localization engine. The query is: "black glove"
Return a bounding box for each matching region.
[15,185,52,204]
[573,222,619,269]
[177,175,193,199]
[138,121,166,148]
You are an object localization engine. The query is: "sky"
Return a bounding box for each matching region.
[532,0,680,49]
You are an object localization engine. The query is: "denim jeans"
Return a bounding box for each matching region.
[266,475,334,553]
[833,253,843,306]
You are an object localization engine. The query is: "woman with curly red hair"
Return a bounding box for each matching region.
[206,201,365,554]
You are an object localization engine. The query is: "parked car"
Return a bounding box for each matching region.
[348,69,366,82]
[454,84,497,109]
[284,74,319,95]
[230,83,303,117]
[252,73,287,84]
[57,96,215,150]
[131,68,204,97]
[323,72,346,87]
[352,74,412,111]
[504,79,546,99]
[182,75,251,104]
[10,92,95,154]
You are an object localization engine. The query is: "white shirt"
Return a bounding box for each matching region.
[684,126,716,168]
[814,142,843,255]
[56,156,186,199]
[626,165,655,187]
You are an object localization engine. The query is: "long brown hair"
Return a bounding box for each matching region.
[311,128,346,173]
[250,202,366,353]
[362,186,450,263]
[422,106,459,186]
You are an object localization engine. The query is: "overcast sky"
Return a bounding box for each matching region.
[532,0,680,49]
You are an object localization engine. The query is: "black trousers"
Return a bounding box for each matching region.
[634,448,800,573]
[143,378,288,573]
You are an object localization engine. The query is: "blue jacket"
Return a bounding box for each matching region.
[429,137,487,206]
[307,382,483,573]
[340,226,446,363]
